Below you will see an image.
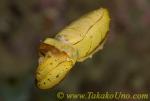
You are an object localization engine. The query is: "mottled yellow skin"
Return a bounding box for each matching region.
[36,40,77,89]
[36,50,74,89]
[35,8,110,89]
[56,8,110,61]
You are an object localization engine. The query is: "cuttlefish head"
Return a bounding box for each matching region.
[35,38,77,89]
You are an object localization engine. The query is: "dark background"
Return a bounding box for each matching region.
[0,0,150,101]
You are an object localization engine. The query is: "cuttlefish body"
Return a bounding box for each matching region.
[35,8,110,89]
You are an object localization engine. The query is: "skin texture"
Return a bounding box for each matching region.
[36,43,75,89]
[35,8,110,89]
[56,8,110,61]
